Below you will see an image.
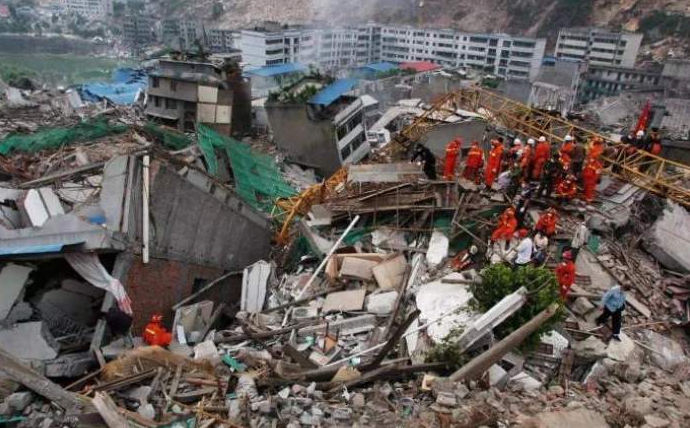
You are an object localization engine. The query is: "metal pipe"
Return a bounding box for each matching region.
[142,155,150,264]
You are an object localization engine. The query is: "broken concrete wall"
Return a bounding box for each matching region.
[123,257,241,332]
[265,103,341,176]
[643,201,690,273]
[419,121,487,158]
[127,163,272,271]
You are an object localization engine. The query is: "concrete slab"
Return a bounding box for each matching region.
[339,257,378,281]
[643,201,690,273]
[322,289,367,313]
[426,230,449,267]
[372,255,407,291]
[0,264,33,321]
[241,261,272,313]
[415,273,475,343]
[298,314,376,336]
[60,278,105,298]
[0,322,58,360]
[524,409,610,428]
[365,291,398,315]
[36,289,97,326]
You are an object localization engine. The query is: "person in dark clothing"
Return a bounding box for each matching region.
[596,283,627,341]
[105,306,134,347]
[571,140,586,178]
[538,153,562,198]
[411,143,437,180]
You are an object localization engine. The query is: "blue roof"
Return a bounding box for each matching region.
[0,244,64,256]
[361,62,397,73]
[80,68,147,105]
[245,63,308,78]
[308,78,359,106]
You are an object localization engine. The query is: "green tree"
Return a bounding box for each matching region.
[470,264,565,351]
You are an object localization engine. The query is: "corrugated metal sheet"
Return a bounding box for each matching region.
[245,63,308,77]
[308,78,359,106]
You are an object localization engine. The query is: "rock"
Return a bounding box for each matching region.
[455,384,470,399]
[644,415,670,428]
[138,404,155,420]
[365,291,398,314]
[488,364,507,386]
[572,297,595,316]
[643,202,690,273]
[330,407,352,420]
[548,385,565,396]
[435,392,457,407]
[431,378,455,396]
[6,392,33,412]
[39,417,54,428]
[508,372,542,392]
[624,396,654,417]
[606,332,637,362]
[572,336,607,360]
[641,330,688,372]
[3,302,33,324]
[350,393,365,407]
[523,408,610,428]
[0,402,10,416]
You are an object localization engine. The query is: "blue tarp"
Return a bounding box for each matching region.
[308,78,359,106]
[80,68,148,105]
[0,244,64,256]
[244,63,308,78]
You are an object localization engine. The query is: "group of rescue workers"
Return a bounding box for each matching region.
[409,129,662,341]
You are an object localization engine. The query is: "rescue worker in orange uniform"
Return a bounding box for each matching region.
[491,207,518,242]
[443,138,462,180]
[535,208,558,237]
[463,140,484,183]
[581,158,602,203]
[508,138,523,169]
[484,138,505,187]
[556,250,576,300]
[560,135,575,172]
[587,137,605,163]
[521,138,534,180]
[532,136,551,180]
[143,314,172,347]
[555,174,578,202]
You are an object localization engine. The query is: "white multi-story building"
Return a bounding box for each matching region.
[555,27,642,68]
[239,23,545,80]
[240,24,316,67]
[379,26,546,80]
[61,0,112,18]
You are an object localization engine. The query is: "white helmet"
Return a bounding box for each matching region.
[513,138,522,146]
[539,136,547,142]
[636,130,644,138]
[527,138,536,146]
[565,135,573,142]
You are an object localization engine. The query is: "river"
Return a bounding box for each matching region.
[0,52,138,87]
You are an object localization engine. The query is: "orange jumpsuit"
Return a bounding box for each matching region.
[535,211,558,236]
[463,143,484,183]
[560,141,574,171]
[484,141,504,187]
[491,209,518,241]
[443,139,462,180]
[587,139,604,162]
[556,178,577,200]
[532,140,551,180]
[556,260,576,299]
[581,160,602,202]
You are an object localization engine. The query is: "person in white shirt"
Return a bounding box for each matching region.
[570,214,590,261]
[514,228,533,267]
[533,231,549,266]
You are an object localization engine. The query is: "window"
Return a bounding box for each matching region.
[153,96,160,108]
[165,98,177,109]
[170,80,177,92]
[152,77,159,88]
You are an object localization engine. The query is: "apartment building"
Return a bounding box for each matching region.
[145,59,251,135]
[578,64,663,102]
[379,26,546,80]
[555,27,643,68]
[207,29,239,53]
[61,0,112,18]
[240,23,316,67]
[122,14,156,48]
[313,24,381,71]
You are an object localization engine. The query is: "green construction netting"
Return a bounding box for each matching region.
[0,119,128,155]
[144,122,193,150]
[196,124,297,212]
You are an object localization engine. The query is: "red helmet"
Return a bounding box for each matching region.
[562,251,573,260]
[517,228,529,238]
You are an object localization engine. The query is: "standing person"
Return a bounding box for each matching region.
[538,153,562,198]
[412,143,437,180]
[508,138,523,169]
[484,138,505,187]
[646,127,662,155]
[570,214,590,261]
[521,138,534,181]
[571,138,586,178]
[463,140,485,183]
[532,136,551,180]
[533,231,549,266]
[560,135,575,171]
[443,138,462,180]
[596,284,627,341]
[581,158,602,203]
[514,228,533,268]
[556,250,576,300]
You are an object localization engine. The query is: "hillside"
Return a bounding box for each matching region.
[160,0,690,58]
